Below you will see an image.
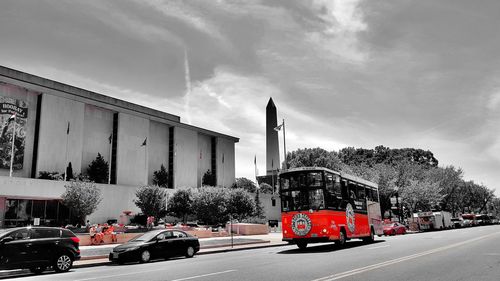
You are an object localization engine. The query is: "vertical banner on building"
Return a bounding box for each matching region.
[0,96,28,170]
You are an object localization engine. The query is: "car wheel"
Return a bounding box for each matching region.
[336,229,346,248]
[186,246,195,258]
[392,230,396,236]
[29,266,46,274]
[140,250,151,263]
[296,240,308,250]
[54,253,73,273]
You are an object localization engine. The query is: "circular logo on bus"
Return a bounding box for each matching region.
[346,203,355,233]
[291,213,312,236]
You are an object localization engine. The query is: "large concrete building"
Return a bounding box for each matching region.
[0,66,238,227]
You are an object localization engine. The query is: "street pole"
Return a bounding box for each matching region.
[282,119,286,170]
[9,115,16,177]
[230,214,233,248]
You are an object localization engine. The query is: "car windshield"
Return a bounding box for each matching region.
[0,228,11,237]
[129,231,163,242]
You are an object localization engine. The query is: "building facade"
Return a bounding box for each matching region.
[0,66,238,227]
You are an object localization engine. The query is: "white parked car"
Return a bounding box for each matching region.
[451,217,464,228]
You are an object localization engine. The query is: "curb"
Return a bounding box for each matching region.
[74,242,289,268]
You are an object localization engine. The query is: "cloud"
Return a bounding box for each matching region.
[135,0,227,44]
[306,0,369,63]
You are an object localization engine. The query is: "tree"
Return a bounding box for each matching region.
[227,189,256,221]
[61,181,102,224]
[400,179,442,215]
[134,186,167,221]
[202,169,216,186]
[192,186,228,225]
[87,153,109,183]
[167,189,193,223]
[287,147,343,171]
[231,177,257,193]
[254,188,265,218]
[66,162,74,181]
[152,164,169,188]
[259,183,274,194]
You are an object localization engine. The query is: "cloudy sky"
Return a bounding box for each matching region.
[1,0,499,193]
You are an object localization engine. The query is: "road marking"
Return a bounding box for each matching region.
[311,231,500,281]
[172,270,237,281]
[366,245,390,250]
[74,268,237,281]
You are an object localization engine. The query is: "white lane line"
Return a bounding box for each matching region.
[311,231,500,281]
[366,245,390,250]
[74,268,170,281]
[74,268,237,281]
[171,270,237,281]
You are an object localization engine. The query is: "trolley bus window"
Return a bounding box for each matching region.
[281,177,290,190]
[325,173,342,210]
[307,172,322,188]
[309,189,325,210]
[356,184,367,211]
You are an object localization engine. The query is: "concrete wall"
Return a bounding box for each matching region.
[116,113,149,186]
[260,193,281,221]
[0,176,141,224]
[216,137,236,187]
[82,104,114,173]
[0,82,38,178]
[174,127,198,188]
[197,133,212,187]
[148,121,169,184]
[37,94,85,176]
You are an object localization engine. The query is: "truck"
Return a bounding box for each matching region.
[417,211,452,231]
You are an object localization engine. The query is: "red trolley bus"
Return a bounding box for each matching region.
[279,167,383,249]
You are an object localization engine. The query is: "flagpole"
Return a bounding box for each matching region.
[282,118,286,170]
[9,115,16,177]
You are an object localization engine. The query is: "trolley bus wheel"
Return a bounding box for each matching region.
[336,229,346,248]
[296,240,308,250]
[363,227,375,243]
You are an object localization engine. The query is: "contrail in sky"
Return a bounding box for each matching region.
[183,48,192,125]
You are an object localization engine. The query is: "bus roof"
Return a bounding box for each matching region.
[279,167,378,189]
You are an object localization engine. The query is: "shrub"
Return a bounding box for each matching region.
[202,169,216,186]
[87,153,109,183]
[130,214,147,226]
[38,171,63,180]
[227,188,256,221]
[134,185,167,220]
[61,181,102,225]
[152,164,169,188]
[192,186,229,225]
[167,189,194,223]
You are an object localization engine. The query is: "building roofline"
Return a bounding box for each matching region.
[0,65,239,142]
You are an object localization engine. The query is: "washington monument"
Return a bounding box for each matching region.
[266,98,280,175]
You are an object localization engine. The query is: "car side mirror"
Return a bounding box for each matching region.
[1,237,13,244]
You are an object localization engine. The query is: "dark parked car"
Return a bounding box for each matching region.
[0,226,80,274]
[109,229,200,264]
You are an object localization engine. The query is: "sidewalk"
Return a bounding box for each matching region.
[74,232,288,267]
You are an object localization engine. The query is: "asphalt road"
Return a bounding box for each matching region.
[3,225,500,281]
